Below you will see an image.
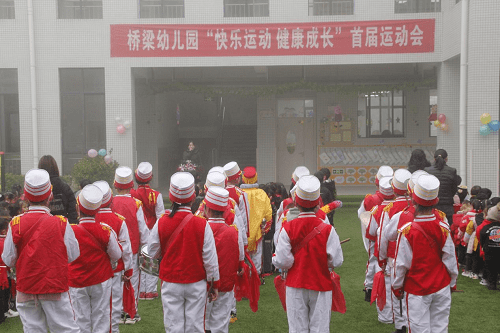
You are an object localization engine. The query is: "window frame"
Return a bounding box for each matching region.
[394,0,441,14]
[223,0,269,18]
[308,0,354,16]
[0,0,15,19]
[58,0,103,19]
[359,90,406,138]
[139,0,185,19]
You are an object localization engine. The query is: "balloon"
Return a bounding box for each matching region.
[438,114,446,124]
[488,120,500,132]
[440,123,449,132]
[479,124,491,136]
[123,120,131,129]
[117,124,126,134]
[480,113,492,124]
[434,120,441,128]
[104,155,113,164]
[87,149,98,158]
[98,149,107,156]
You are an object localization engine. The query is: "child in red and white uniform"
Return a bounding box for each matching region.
[224,161,250,247]
[364,175,395,305]
[204,186,244,333]
[393,174,458,333]
[0,209,12,324]
[69,184,122,333]
[130,162,164,301]
[94,180,133,332]
[358,166,394,255]
[376,169,412,333]
[111,166,149,323]
[148,172,219,333]
[1,169,80,332]
[273,175,343,332]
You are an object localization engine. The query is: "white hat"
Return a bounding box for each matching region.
[379,176,394,198]
[78,184,103,215]
[412,174,440,206]
[169,172,195,204]
[135,162,153,183]
[392,169,412,195]
[208,166,225,176]
[205,186,229,212]
[93,180,113,207]
[223,161,241,181]
[24,169,52,202]
[408,170,428,192]
[295,175,321,208]
[114,166,134,189]
[205,171,226,189]
[376,166,394,185]
[292,166,310,184]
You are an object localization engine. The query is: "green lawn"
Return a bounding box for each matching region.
[2,203,498,332]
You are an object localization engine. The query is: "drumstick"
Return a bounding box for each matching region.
[340,238,351,244]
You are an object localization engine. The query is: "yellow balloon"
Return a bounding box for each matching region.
[480,113,492,124]
[434,120,441,128]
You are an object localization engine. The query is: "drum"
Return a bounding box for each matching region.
[359,211,372,252]
[139,245,160,277]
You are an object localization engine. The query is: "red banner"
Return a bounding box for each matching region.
[110,19,434,58]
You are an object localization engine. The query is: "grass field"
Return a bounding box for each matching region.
[2,198,498,332]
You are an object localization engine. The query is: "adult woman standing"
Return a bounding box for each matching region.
[407,149,431,173]
[425,149,462,224]
[38,155,78,224]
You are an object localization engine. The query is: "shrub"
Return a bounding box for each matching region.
[71,156,119,186]
[4,173,25,193]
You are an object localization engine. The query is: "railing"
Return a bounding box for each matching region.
[224,1,269,17]
[0,0,15,19]
[59,0,103,19]
[140,1,184,18]
[395,0,441,13]
[310,0,354,16]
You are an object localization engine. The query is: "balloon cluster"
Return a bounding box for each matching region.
[433,114,449,132]
[115,117,131,135]
[479,113,500,136]
[87,148,113,164]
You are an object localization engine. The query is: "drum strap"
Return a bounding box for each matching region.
[292,222,328,255]
[165,213,193,251]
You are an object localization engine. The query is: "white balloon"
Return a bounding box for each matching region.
[123,120,131,129]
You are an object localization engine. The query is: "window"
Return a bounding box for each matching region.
[60,68,106,174]
[395,0,440,13]
[58,0,102,19]
[358,90,405,138]
[0,0,14,19]
[0,69,20,173]
[224,0,269,17]
[277,99,314,118]
[309,0,354,16]
[139,0,184,18]
[429,90,437,137]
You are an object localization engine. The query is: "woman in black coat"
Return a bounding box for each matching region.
[408,149,431,173]
[38,155,78,224]
[424,149,462,224]
[182,141,201,165]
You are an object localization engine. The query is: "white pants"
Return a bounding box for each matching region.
[364,241,377,290]
[285,286,332,333]
[17,292,80,333]
[70,278,113,333]
[249,241,263,275]
[375,265,393,324]
[406,285,451,333]
[131,253,140,310]
[161,280,207,333]
[110,272,124,333]
[139,270,159,294]
[205,291,233,333]
[389,259,407,330]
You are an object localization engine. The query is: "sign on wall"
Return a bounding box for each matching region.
[110,19,434,58]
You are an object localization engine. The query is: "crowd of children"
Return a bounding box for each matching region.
[451,185,500,290]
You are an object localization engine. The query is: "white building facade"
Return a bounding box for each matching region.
[0,0,498,193]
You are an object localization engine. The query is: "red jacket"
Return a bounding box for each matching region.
[363,191,384,211]
[111,195,143,254]
[0,236,9,289]
[11,210,69,294]
[380,197,410,258]
[131,185,160,229]
[95,208,126,273]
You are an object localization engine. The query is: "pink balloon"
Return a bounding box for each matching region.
[117,124,126,134]
[104,155,113,164]
[87,149,98,158]
[438,114,446,124]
